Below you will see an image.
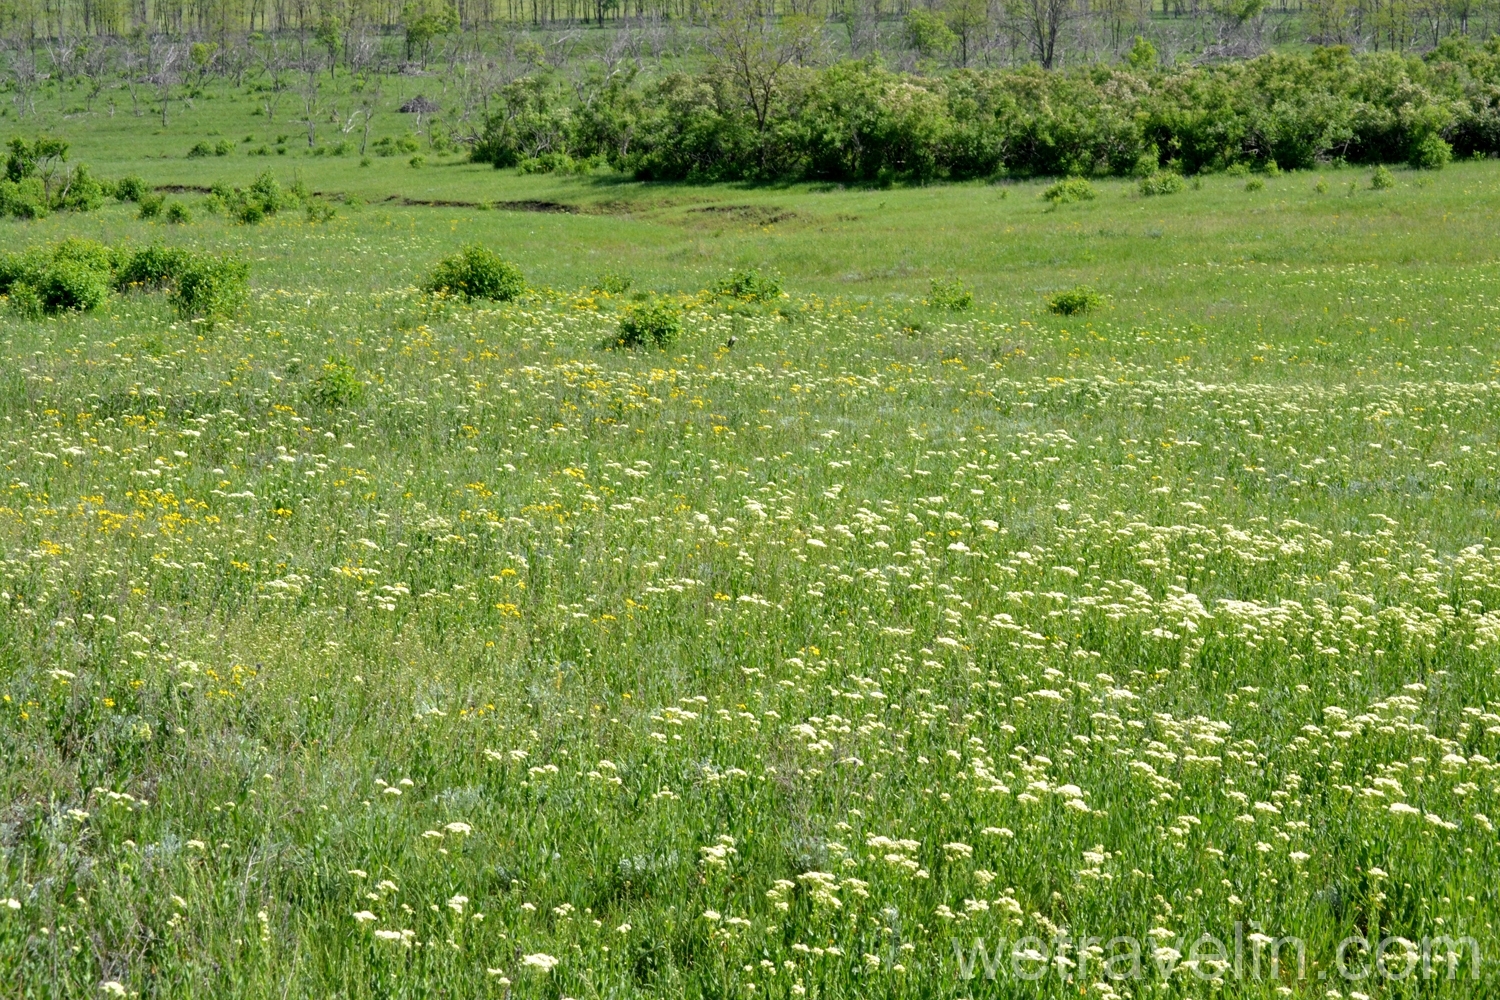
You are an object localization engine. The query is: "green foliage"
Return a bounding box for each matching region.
[187,141,214,158]
[714,270,783,302]
[0,239,251,321]
[1126,35,1157,70]
[927,277,973,311]
[616,297,682,348]
[424,245,525,301]
[215,139,235,156]
[165,200,192,224]
[1372,164,1396,189]
[465,50,1500,185]
[115,245,191,290]
[6,278,40,318]
[0,135,102,218]
[309,357,366,408]
[37,259,108,313]
[171,252,250,321]
[5,135,68,183]
[1139,171,1184,195]
[593,272,632,295]
[0,239,114,316]
[1411,134,1452,170]
[1042,177,1097,204]
[1245,176,1265,191]
[372,135,421,157]
[904,9,955,59]
[517,152,591,175]
[114,175,149,203]
[209,170,291,224]
[0,177,49,219]
[137,192,164,219]
[304,201,336,223]
[1047,285,1104,315]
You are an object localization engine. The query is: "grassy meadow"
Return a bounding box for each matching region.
[4,114,1500,998]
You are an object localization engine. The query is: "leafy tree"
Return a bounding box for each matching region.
[402,0,458,65]
[905,9,956,62]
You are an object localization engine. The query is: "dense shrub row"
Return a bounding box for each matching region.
[473,39,1500,183]
[0,239,249,320]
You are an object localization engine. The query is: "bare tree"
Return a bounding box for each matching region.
[121,39,146,116]
[296,55,321,147]
[254,38,296,121]
[1016,0,1078,68]
[4,41,41,118]
[843,0,885,56]
[79,42,115,112]
[149,38,183,127]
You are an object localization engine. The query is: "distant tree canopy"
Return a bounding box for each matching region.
[2,0,1500,70]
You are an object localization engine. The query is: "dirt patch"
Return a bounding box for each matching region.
[379,195,580,213]
[689,204,797,225]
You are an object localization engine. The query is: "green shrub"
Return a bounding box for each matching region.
[1047,286,1103,315]
[215,139,235,156]
[714,270,783,303]
[1042,178,1096,204]
[0,177,49,219]
[8,280,41,318]
[1371,165,1396,189]
[249,170,284,210]
[165,201,192,224]
[409,154,426,168]
[927,277,973,311]
[38,260,108,313]
[116,245,191,290]
[187,141,214,158]
[172,253,250,321]
[305,201,336,223]
[617,298,683,348]
[57,165,104,212]
[424,245,525,301]
[114,175,149,203]
[309,358,366,408]
[1410,134,1451,170]
[1244,177,1265,192]
[138,193,165,219]
[1139,172,1184,196]
[234,199,265,224]
[593,272,632,295]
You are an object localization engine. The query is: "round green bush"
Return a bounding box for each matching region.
[173,254,250,321]
[38,260,108,314]
[1047,286,1103,316]
[618,299,683,349]
[425,245,525,301]
[1042,178,1096,204]
[114,175,149,203]
[1139,172,1184,196]
[1371,165,1396,190]
[309,358,366,408]
[1410,135,1451,170]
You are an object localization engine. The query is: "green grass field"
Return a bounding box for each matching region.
[4,116,1500,998]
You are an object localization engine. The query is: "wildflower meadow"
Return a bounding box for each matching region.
[3,148,1500,1000]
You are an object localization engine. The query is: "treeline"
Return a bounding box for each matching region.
[473,39,1500,181]
[5,0,1500,73]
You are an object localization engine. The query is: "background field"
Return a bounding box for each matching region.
[4,126,1500,1000]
